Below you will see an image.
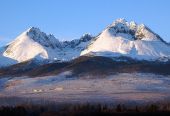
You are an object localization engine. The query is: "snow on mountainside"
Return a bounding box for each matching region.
[0,47,17,67]
[3,27,63,62]
[61,33,93,60]
[0,18,170,67]
[81,19,170,61]
[0,27,93,67]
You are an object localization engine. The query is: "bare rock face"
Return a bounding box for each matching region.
[27,27,62,49]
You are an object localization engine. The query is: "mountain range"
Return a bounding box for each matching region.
[0,18,170,68]
[1,19,170,108]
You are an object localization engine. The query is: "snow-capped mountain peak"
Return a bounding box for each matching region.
[26,27,62,49]
[105,18,163,42]
[0,28,93,66]
[2,27,62,63]
[81,19,170,61]
[111,18,127,25]
[26,27,41,33]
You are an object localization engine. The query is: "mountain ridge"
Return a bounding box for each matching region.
[0,18,170,67]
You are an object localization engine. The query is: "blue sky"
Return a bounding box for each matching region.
[0,0,170,46]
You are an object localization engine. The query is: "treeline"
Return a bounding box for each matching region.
[1,103,170,116]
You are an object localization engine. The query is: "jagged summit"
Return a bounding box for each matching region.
[2,27,63,62]
[62,33,93,48]
[81,19,170,60]
[26,27,62,49]
[111,18,127,25]
[26,27,41,33]
[106,18,163,42]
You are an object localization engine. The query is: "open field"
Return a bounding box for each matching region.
[1,73,170,106]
